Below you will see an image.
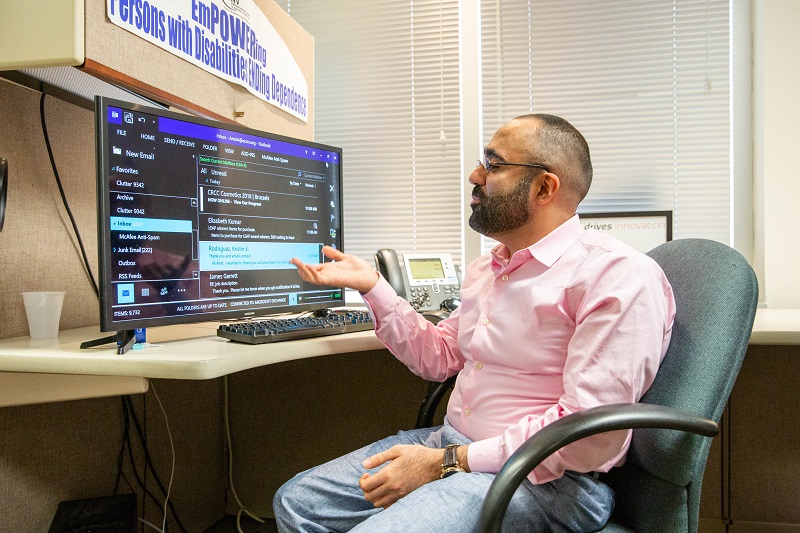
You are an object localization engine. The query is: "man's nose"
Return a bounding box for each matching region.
[469,164,485,186]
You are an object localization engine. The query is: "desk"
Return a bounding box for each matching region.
[1,307,798,408]
[0,307,796,408]
[749,307,800,344]
[0,321,383,406]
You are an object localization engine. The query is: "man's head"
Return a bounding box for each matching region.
[468,114,592,248]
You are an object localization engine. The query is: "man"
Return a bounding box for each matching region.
[275,114,676,532]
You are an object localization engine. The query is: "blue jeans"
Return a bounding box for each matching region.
[273,424,615,532]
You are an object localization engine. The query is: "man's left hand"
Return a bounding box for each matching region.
[359,444,442,508]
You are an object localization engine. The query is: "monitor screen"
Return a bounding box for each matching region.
[95,97,343,332]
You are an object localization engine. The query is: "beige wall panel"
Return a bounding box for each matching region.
[0,396,125,532]
[82,0,314,140]
[0,81,99,340]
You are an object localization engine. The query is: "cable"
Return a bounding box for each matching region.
[120,471,136,494]
[223,375,265,532]
[124,395,189,533]
[38,92,99,298]
[138,517,166,532]
[114,394,131,495]
[121,397,173,518]
[149,381,176,533]
[143,391,149,528]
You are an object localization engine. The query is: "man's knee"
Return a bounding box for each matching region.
[273,474,304,518]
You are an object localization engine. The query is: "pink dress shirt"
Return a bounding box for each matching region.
[362,215,675,483]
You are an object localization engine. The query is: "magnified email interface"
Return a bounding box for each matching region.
[97,97,343,330]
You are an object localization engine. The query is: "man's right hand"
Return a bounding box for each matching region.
[291,246,380,294]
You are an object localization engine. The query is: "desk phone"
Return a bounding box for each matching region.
[375,249,461,313]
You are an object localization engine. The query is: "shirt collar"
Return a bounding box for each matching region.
[490,215,583,270]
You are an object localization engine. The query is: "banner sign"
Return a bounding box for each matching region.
[580,211,672,252]
[107,0,309,122]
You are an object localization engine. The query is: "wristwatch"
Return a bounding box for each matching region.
[440,444,466,478]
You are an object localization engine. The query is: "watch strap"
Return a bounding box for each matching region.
[440,444,465,479]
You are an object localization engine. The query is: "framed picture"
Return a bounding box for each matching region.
[578,211,672,252]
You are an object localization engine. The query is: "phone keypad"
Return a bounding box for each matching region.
[409,284,460,310]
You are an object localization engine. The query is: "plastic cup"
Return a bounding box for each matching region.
[22,291,66,339]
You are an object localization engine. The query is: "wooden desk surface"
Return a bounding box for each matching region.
[0,321,383,380]
[0,307,796,407]
[0,320,383,407]
[749,308,800,344]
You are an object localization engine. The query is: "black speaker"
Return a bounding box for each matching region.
[48,493,137,533]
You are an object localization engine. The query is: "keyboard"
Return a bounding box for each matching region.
[217,310,374,344]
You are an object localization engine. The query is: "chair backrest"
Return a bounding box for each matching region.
[603,239,758,532]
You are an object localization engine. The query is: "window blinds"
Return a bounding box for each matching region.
[480,0,731,254]
[277,0,731,263]
[276,0,463,265]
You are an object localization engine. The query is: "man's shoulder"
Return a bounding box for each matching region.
[573,229,663,273]
[577,228,646,256]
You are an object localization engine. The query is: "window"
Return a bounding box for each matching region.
[480,0,731,253]
[275,0,463,265]
[278,0,733,263]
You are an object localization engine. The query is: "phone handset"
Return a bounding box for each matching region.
[375,248,408,297]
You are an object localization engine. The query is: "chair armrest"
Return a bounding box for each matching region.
[477,403,719,533]
[414,375,457,429]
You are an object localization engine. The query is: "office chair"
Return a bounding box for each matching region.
[414,239,758,533]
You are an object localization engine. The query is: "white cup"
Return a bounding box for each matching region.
[22,291,66,339]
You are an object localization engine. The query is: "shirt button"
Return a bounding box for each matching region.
[475,362,483,370]
[482,318,489,326]
[501,275,509,281]
[464,408,472,416]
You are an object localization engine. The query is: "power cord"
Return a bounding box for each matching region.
[149,381,176,533]
[38,92,99,298]
[223,375,265,532]
[139,517,167,532]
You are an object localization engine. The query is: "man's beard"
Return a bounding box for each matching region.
[469,174,535,237]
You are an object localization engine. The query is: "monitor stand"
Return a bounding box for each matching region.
[80,330,136,355]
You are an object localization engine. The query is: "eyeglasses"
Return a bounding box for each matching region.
[477,156,550,174]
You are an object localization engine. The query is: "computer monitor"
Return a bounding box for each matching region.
[94,96,344,340]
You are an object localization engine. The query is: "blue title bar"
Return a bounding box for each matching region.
[158,117,339,165]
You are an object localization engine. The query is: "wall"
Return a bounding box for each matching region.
[0,81,100,339]
[754,0,800,308]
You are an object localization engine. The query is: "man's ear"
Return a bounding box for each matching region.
[534,172,560,204]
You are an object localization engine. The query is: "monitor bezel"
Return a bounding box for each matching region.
[95,96,345,332]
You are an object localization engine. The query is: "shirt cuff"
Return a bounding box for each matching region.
[362,275,397,309]
[466,435,504,474]
[361,275,400,325]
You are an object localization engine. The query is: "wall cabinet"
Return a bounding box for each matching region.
[1,0,314,139]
